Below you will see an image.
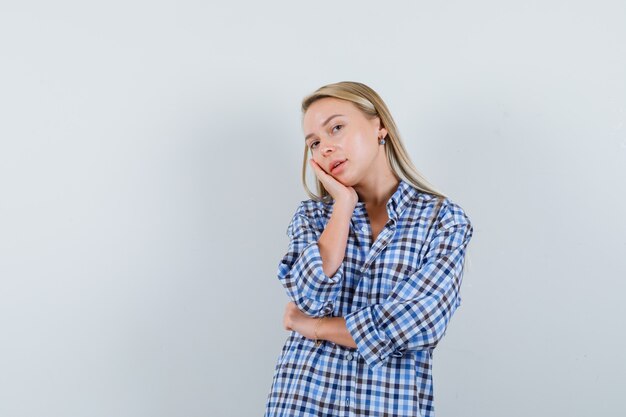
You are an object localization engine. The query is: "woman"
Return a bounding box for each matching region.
[264,81,474,417]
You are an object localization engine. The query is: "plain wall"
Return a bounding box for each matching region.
[1,1,624,416]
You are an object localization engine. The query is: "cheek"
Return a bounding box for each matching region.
[349,145,377,169]
[311,153,330,172]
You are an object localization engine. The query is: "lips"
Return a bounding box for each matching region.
[330,159,347,173]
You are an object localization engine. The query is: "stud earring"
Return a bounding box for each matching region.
[379,136,386,145]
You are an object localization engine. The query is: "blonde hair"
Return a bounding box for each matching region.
[300,81,447,203]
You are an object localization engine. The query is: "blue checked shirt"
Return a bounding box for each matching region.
[264,179,474,417]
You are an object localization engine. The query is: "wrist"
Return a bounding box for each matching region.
[314,316,327,345]
[332,200,356,216]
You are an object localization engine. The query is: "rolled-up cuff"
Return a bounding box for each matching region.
[296,241,345,300]
[344,306,406,371]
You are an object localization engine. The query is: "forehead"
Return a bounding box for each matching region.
[302,97,361,130]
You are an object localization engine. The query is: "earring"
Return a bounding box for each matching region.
[379,136,386,145]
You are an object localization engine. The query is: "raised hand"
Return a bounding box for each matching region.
[309,159,358,208]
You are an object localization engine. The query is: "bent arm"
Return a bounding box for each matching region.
[277,200,354,317]
[341,201,474,371]
[318,201,353,277]
[317,316,357,349]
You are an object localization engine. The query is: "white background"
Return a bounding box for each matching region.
[1,1,625,416]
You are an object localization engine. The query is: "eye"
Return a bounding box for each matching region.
[332,124,343,133]
[309,140,319,149]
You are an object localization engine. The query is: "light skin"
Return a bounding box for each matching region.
[282,97,401,348]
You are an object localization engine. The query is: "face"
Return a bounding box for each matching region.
[302,97,388,186]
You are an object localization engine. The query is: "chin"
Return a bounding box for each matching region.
[336,177,357,187]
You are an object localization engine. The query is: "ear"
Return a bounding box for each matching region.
[375,116,388,139]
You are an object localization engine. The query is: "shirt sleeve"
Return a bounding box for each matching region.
[276,201,346,317]
[344,201,474,371]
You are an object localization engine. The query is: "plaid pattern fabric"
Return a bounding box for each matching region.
[264,179,474,417]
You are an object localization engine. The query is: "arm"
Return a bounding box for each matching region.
[277,200,354,317]
[317,316,357,348]
[343,202,474,371]
[318,201,354,277]
[283,302,357,348]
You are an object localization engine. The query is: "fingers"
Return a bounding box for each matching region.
[309,158,336,188]
[309,159,328,179]
[309,158,353,201]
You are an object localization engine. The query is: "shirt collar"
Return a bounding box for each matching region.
[353,179,417,221]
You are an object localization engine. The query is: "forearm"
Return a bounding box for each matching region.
[318,316,357,349]
[318,201,353,277]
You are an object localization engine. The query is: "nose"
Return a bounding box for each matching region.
[320,139,335,155]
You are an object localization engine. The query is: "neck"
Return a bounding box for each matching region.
[355,174,400,207]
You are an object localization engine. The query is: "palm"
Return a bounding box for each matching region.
[309,159,358,206]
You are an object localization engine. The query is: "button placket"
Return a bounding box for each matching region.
[358,226,395,275]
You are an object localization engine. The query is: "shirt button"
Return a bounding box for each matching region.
[346,353,353,360]
[360,225,368,233]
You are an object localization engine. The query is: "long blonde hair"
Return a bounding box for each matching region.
[300,81,447,203]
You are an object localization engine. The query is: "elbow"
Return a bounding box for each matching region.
[292,295,335,318]
[412,309,455,351]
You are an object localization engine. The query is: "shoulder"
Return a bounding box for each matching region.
[285,198,332,234]
[410,191,472,231]
[291,198,331,219]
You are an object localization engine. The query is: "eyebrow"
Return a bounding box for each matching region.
[304,114,345,141]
